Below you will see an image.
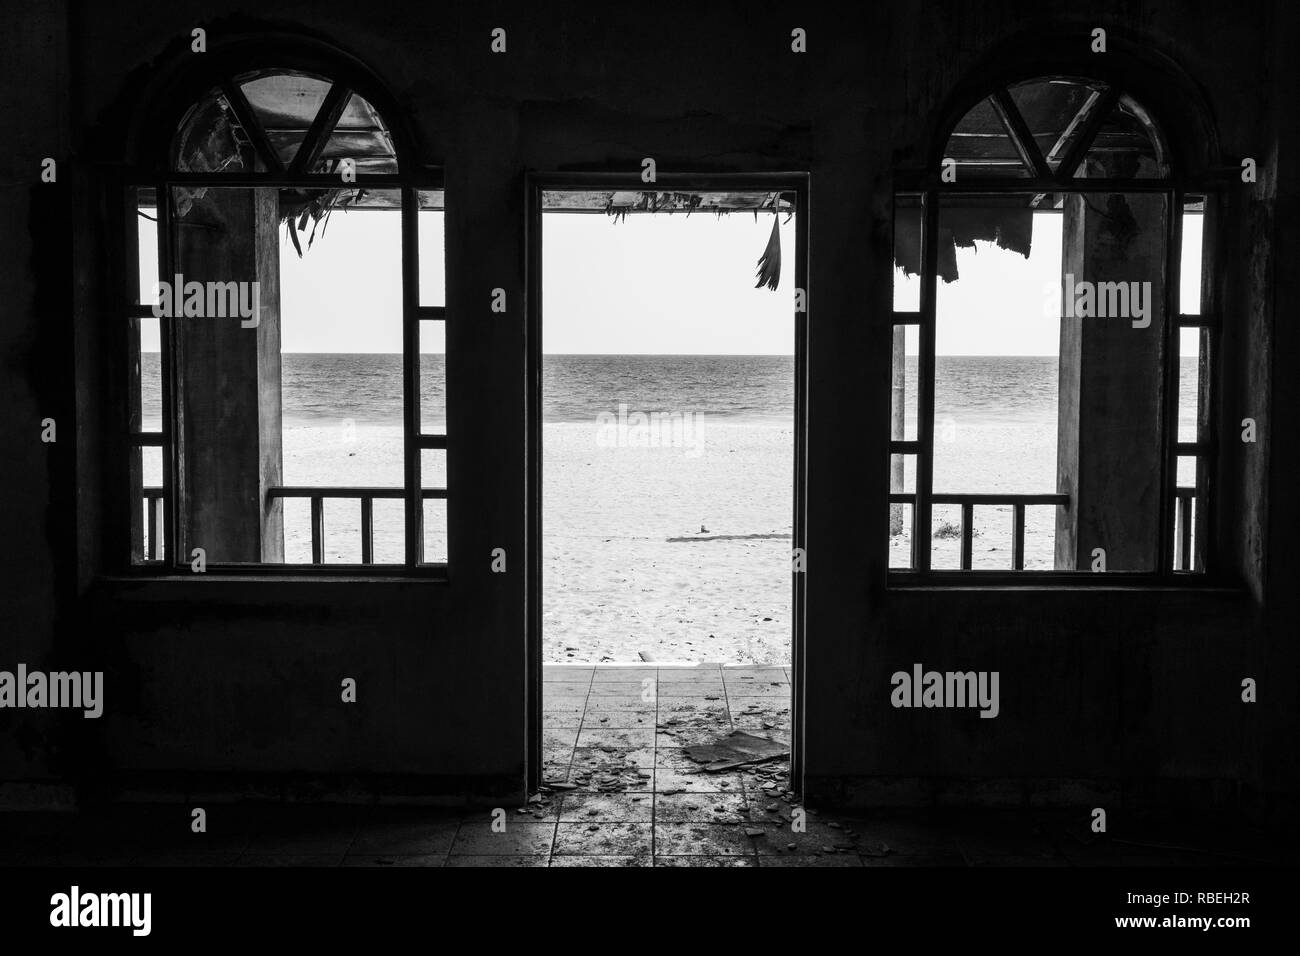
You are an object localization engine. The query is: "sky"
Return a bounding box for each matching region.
[137,204,1202,357]
[541,212,796,355]
[896,211,1203,356]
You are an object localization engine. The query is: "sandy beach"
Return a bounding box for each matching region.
[543,421,793,664]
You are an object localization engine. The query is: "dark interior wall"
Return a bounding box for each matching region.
[0,0,1293,810]
[0,0,73,805]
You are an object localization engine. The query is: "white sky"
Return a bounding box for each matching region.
[137,206,1202,357]
[542,213,796,355]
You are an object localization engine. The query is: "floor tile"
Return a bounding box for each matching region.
[591,667,660,681]
[544,669,592,683]
[654,822,759,856]
[550,855,651,867]
[576,727,655,749]
[582,711,658,729]
[652,855,757,867]
[557,793,654,822]
[444,855,549,867]
[553,822,653,856]
[655,792,750,824]
[587,682,653,698]
[448,820,556,856]
[655,769,748,794]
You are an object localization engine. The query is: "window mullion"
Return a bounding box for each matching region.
[914,190,940,572]
[1054,86,1122,181]
[1159,188,1184,575]
[289,83,352,176]
[401,185,422,566]
[158,182,180,570]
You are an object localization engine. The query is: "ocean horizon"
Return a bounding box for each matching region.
[141,352,1194,422]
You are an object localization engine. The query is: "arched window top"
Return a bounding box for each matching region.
[172,68,398,175]
[943,76,1168,182]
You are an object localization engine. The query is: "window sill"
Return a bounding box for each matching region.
[889,567,1242,590]
[885,570,1244,593]
[102,569,450,583]
[89,569,451,607]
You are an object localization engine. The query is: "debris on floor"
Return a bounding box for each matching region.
[683,730,789,772]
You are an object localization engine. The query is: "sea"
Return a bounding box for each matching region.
[141,352,1195,438]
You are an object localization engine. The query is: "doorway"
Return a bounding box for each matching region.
[525,175,809,799]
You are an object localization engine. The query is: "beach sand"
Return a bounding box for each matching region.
[543,421,793,664]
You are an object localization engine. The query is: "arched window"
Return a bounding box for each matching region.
[890,75,1211,578]
[123,63,447,571]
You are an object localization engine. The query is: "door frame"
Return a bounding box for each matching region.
[524,171,810,795]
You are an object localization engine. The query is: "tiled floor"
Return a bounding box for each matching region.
[0,664,1287,867]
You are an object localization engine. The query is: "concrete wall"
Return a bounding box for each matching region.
[1,0,1294,814]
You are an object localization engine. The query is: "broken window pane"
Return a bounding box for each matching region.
[1073,94,1167,179]
[945,96,1030,178]
[1008,77,1107,172]
[173,87,249,174]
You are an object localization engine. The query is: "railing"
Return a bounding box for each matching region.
[138,485,447,564]
[890,492,1069,570]
[267,486,446,564]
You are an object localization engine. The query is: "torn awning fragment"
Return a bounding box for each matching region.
[683,731,790,772]
[893,198,1034,283]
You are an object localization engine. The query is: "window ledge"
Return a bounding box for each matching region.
[885,572,1245,594]
[88,570,451,607]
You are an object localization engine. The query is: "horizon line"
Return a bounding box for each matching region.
[138,350,1068,358]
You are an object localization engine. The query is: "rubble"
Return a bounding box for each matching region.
[682,731,789,772]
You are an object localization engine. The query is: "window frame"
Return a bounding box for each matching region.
[119,59,447,577]
[888,75,1219,585]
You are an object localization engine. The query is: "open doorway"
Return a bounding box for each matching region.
[526,179,807,808]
